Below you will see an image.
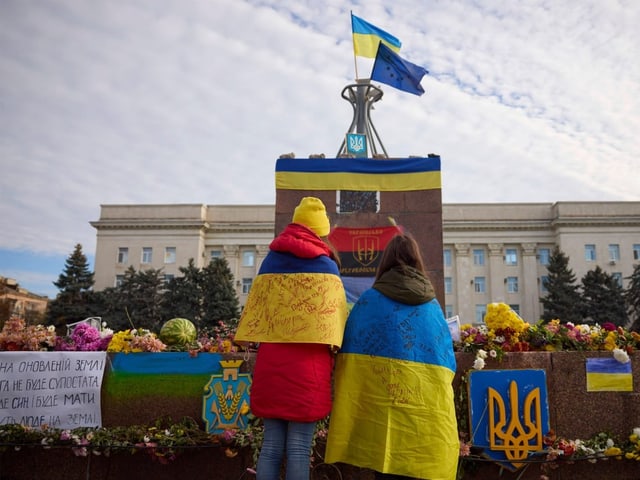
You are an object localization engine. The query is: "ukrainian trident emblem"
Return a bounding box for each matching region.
[352,235,379,266]
[202,359,252,434]
[468,369,550,470]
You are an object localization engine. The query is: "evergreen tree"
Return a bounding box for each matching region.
[161,259,203,325]
[200,258,240,329]
[540,246,582,323]
[580,266,627,326]
[624,264,640,331]
[118,267,166,332]
[93,286,128,332]
[47,244,97,330]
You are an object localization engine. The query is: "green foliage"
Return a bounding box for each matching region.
[161,259,203,324]
[200,258,240,327]
[581,266,628,326]
[96,266,166,332]
[540,246,582,323]
[47,244,98,329]
[625,264,640,331]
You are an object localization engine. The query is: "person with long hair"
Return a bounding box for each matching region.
[234,197,347,480]
[325,233,459,480]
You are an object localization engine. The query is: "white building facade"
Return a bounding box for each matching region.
[91,201,640,325]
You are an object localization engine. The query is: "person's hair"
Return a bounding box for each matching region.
[375,233,426,280]
[323,237,342,269]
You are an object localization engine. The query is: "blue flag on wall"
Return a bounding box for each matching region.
[371,42,428,96]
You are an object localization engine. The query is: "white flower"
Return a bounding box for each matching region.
[472,357,485,370]
[477,349,488,359]
[633,427,640,437]
[143,435,150,443]
[606,438,614,448]
[494,335,505,344]
[489,349,498,358]
[613,348,630,364]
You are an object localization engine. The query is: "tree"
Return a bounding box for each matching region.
[580,266,627,326]
[97,266,166,332]
[161,259,204,325]
[47,244,97,330]
[624,264,640,331]
[540,246,582,323]
[200,258,240,329]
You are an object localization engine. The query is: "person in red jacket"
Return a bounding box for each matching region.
[235,197,348,480]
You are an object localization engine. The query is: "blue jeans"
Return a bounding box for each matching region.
[256,418,316,480]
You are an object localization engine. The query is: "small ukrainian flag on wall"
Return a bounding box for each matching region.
[586,357,633,392]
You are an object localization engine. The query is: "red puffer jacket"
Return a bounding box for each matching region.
[250,342,335,421]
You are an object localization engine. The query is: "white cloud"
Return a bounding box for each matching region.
[0,0,638,262]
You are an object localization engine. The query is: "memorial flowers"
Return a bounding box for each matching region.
[456,303,640,357]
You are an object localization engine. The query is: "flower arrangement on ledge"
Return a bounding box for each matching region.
[455,302,640,362]
[0,316,240,354]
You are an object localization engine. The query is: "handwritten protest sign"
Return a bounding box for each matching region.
[0,352,106,429]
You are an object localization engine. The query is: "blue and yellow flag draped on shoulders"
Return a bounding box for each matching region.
[325,289,459,480]
[234,251,347,348]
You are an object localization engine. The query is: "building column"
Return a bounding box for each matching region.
[521,242,539,322]
[488,243,505,304]
[223,245,240,288]
[454,243,471,323]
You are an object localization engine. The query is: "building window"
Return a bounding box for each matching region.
[509,304,520,316]
[164,247,176,264]
[474,276,486,293]
[473,249,485,266]
[505,248,518,266]
[141,247,152,264]
[445,305,454,318]
[211,250,223,260]
[608,244,620,263]
[117,247,128,264]
[163,274,175,284]
[476,304,486,324]
[538,248,550,266]
[540,275,549,294]
[443,249,452,267]
[444,277,452,294]
[612,272,623,287]
[585,244,596,261]
[115,275,124,287]
[634,244,640,261]
[241,278,253,294]
[242,250,255,267]
[507,276,519,293]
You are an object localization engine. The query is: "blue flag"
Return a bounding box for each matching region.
[371,42,428,96]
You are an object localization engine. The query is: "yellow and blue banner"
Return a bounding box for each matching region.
[275,157,441,192]
[325,291,458,479]
[586,357,633,392]
[351,13,401,58]
[234,251,347,347]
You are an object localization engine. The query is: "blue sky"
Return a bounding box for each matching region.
[1,0,639,298]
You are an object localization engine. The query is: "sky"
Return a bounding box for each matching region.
[1,0,639,299]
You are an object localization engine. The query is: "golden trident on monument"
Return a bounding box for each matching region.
[488,379,543,467]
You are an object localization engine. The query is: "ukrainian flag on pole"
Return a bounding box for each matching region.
[351,13,401,58]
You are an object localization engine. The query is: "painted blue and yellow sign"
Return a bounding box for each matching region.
[202,359,251,435]
[468,369,550,470]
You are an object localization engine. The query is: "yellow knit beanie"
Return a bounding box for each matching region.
[292,197,330,237]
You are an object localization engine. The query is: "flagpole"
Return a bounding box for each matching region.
[350,11,359,80]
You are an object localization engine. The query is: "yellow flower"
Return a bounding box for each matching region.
[604,446,622,457]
